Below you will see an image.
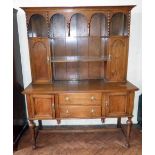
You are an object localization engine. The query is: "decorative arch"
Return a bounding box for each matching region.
[70,13,88,36]
[90,13,108,36]
[110,12,128,36]
[49,14,67,37]
[28,14,48,37]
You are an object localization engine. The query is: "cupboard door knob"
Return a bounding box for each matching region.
[65,97,70,101]
[91,109,94,113]
[52,103,54,108]
[47,56,50,63]
[66,109,69,114]
[91,96,96,101]
[108,54,111,60]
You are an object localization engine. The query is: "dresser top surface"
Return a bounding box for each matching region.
[23,80,138,94]
[21,5,135,12]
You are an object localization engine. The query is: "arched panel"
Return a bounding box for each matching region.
[70,13,88,36]
[50,14,67,37]
[110,40,125,81]
[90,13,108,36]
[110,13,128,36]
[29,39,51,83]
[106,37,128,81]
[28,14,48,37]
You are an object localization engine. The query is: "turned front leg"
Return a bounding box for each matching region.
[29,120,36,149]
[126,117,132,147]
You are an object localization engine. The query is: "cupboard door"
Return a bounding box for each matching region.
[29,38,52,84]
[30,95,55,119]
[106,37,128,82]
[105,92,128,116]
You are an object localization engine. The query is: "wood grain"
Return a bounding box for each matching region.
[21,6,138,149]
[29,95,55,119]
[59,105,101,118]
[29,38,52,83]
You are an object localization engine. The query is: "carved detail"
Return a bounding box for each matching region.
[46,12,50,37]
[107,13,110,36]
[32,40,47,49]
[128,11,131,36]
[25,14,29,37]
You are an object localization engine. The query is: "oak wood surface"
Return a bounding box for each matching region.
[59,93,102,105]
[28,95,55,119]
[23,80,138,94]
[29,38,52,83]
[105,92,128,116]
[59,105,101,118]
[106,36,128,82]
[24,6,135,83]
[21,5,138,149]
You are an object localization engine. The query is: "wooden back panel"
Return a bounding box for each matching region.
[50,13,108,80]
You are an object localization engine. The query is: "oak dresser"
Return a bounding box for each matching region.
[22,6,138,149]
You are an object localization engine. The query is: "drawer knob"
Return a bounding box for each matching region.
[105,101,108,107]
[91,96,96,101]
[66,109,69,114]
[91,109,94,113]
[65,97,70,101]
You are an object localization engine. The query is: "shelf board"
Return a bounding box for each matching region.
[51,56,111,63]
[50,36,109,39]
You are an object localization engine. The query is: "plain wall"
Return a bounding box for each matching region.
[13,0,142,125]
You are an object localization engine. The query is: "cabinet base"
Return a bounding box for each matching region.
[29,118,132,149]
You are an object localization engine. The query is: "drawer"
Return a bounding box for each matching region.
[59,93,102,105]
[59,105,101,118]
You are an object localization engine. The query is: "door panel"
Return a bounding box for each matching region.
[29,38,52,83]
[30,95,55,119]
[106,37,128,82]
[105,92,128,116]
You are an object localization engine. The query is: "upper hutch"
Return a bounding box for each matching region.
[22,6,138,149]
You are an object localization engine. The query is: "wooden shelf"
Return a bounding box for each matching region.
[51,56,111,63]
[23,80,138,94]
[50,36,109,39]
